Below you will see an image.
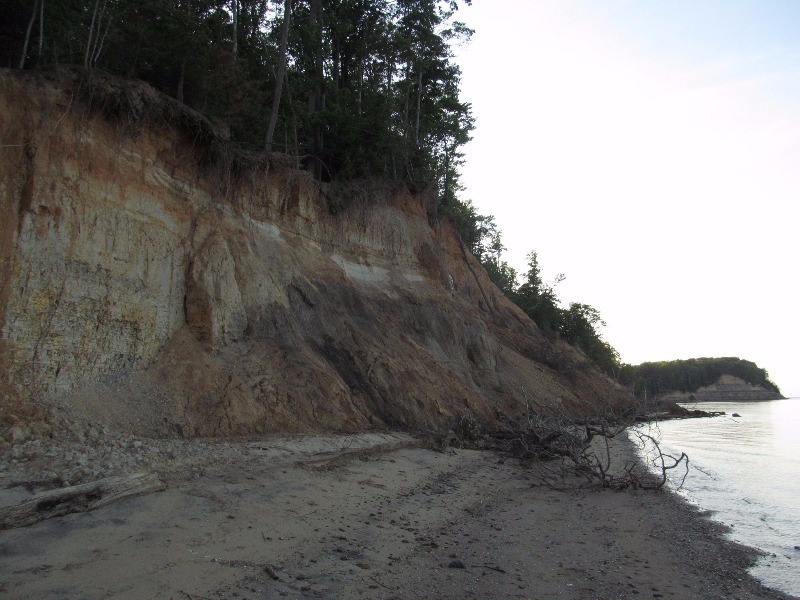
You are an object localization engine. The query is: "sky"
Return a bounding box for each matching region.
[453,0,800,397]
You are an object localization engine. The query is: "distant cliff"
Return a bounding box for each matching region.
[620,357,783,403]
[0,68,631,438]
[657,375,783,403]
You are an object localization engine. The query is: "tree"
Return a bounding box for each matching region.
[514,252,564,335]
[306,0,325,176]
[392,0,473,193]
[470,246,621,376]
[265,0,291,153]
[558,303,619,375]
[4,0,474,188]
[480,230,517,297]
[83,0,113,69]
[18,0,43,69]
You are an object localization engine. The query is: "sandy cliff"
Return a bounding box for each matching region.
[0,68,630,438]
[657,374,783,403]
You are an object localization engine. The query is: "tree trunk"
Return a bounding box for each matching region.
[308,0,325,179]
[332,38,340,90]
[357,59,363,116]
[231,0,238,57]
[443,145,450,204]
[0,473,165,530]
[403,63,410,137]
[176,59,186,103]
[415,67,423,146]
[91,11,112,67]
[19,0,40,69]
[265,0,292,153]
[84,0,99,68]
[37,0,44,59]
[176,0,192,103]
[283,69,301,164]
[86,0,109,68]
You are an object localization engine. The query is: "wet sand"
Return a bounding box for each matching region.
[0,433,795,599]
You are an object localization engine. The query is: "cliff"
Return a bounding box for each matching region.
[656,375,783,403]
[0,68,631,438]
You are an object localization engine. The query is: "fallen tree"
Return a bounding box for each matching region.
[452,398,695,491]
[0,472,165,529]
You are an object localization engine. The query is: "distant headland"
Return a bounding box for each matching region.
[619,357,784,402]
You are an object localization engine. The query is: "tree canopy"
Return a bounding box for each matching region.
[3,0,474,194]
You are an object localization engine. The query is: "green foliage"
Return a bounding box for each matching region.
[4,0,473,188]
[619,358,782,399]
[438,198,496,260]
[482,257,517,297]
[511,252,619,376]
[513,252,563,336]
[479,230,516,296]
[559,303,620,375]
[463,239,621,377]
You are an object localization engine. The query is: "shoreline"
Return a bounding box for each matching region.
[610,432,795,600]
[1,431,796,599]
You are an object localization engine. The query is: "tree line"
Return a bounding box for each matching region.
[618,357,782,400]
[3,0,474,191]
[461,212,784,393]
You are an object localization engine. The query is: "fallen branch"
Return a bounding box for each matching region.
[473,564,507,574]
[453,393,690,491]
[0,472,165,529]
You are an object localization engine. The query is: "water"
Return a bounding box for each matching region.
[633,399,800,597]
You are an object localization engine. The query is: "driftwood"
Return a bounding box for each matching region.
[0,472,165,529]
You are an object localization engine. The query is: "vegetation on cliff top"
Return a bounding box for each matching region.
[493,251,621,377]
[4,0,474,195]
[618,357,782,399]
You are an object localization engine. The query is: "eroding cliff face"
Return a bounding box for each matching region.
[1,72,194,404]
[0,69,631,437]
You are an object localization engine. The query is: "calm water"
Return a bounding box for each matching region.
[633,399,800,597]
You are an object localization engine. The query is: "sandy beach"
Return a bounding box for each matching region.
[0,431,795,600]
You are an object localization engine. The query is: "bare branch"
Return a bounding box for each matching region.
[452,388,694,492]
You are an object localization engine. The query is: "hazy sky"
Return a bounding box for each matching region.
[454,1,800,396]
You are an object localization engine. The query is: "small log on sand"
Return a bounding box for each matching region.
[0,472,165,529]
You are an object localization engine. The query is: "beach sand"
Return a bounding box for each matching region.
[1,432,795,600]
